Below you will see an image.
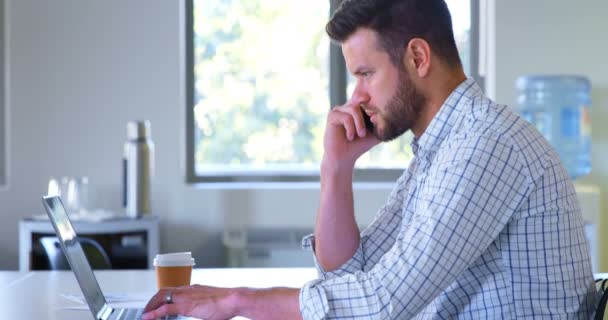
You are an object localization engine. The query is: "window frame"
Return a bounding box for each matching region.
[185,0,481,184]
[0,0,6,187]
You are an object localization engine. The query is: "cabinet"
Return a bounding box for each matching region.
[19,216,159,271]
[223,228,314,268]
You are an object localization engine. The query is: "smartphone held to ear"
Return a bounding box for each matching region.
[360,106,374,131]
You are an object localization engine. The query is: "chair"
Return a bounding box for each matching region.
[39,236,112,270]
[596,277,608,320]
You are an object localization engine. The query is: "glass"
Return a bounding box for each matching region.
[47,176,90,216]
[47,177,60,196]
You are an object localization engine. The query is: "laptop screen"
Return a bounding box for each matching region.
[42,196,107,318]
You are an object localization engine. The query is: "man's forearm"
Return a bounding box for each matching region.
[314,163,361,271]
[236,287,302,320]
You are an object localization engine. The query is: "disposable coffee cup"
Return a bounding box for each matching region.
[153,252,195,289]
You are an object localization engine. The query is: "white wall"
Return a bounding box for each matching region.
[0,0,388,270]
[1,0,607,271]
[492,0,608,270]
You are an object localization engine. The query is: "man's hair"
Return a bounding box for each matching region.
[326,0,462,68]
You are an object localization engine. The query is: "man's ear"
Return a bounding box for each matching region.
[403,38,431,78]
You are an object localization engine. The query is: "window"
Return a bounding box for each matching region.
[186,0,480,183]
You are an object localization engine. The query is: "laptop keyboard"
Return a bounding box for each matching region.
[108,308,142,320]
[108,307,181,320]
[111,308,181,320]
[121,308,142,319]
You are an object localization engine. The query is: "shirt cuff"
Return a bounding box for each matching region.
[299,278,330,320]
[301,234,365,279]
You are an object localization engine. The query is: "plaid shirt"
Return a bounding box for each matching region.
[299,79,597,319]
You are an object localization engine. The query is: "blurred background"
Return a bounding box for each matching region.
[0,0,606,273]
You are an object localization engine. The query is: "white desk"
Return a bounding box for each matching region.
[0,268,317,320]
[0,271,31,289]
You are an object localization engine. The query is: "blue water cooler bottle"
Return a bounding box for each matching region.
[515,75,591,179]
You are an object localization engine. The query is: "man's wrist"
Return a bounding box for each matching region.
[232,287,303,320]
[232,287,255,316]
[321,157,355,179]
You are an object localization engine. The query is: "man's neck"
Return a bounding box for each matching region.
[412,70,467,137]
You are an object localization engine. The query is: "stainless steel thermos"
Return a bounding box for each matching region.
[123,121,154,218]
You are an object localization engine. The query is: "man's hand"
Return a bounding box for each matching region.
[142,285,237,320]
[142,285,302,320]
[323,98,380,173]
[313,97,380,271]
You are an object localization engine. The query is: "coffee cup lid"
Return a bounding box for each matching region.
[153,252,195,267]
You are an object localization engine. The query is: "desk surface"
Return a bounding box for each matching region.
[0,271,31,289]
[0,268,317,320]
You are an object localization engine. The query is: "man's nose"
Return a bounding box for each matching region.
[351,83,370,106]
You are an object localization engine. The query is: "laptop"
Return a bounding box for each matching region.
[42,195,186,320]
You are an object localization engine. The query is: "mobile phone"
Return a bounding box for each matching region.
[360,106,374,131]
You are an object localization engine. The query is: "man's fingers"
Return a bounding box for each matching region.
[334,102,368,138]
[142,303,181,320]
[341,115,357,141]
[329,109,357,141]
[143,290,165,312]
[345,105,368,138]
[143,287,180,313]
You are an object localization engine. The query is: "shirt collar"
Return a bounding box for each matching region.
[411,78,482,157]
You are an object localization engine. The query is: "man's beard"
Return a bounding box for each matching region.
[372,69,426,142]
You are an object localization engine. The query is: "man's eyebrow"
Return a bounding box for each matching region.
[352,66,370,76]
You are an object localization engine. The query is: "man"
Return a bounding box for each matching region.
[143,0,597,318]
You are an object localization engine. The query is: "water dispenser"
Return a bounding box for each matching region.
[515,75,591,179]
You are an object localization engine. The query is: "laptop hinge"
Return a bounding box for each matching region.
[98,304,114,320]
